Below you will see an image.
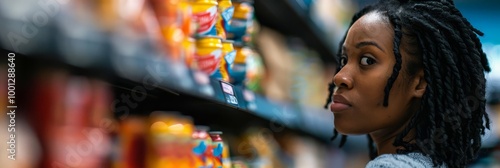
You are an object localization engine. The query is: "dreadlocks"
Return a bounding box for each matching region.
[324,0,491,167]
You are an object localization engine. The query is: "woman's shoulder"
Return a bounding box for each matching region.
[365,152,446,168]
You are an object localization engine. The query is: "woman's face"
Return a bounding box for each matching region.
[331,12,424,135]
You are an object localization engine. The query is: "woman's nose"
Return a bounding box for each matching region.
[333,68,353,90]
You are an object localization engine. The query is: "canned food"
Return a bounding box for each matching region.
[180,0,196,37]
[150,0,180,25]
[118,117,147,168]
[177,116,196,168]
[227,2,253,43]
[244,50,264,92]
[222,40,237,64]
[195,36,223,75]
[210,39,236,81]
[150,0,184,61]
[192,0,219,37]
[230,43,250,85]
[193,126,214,168]
[222,142,232,168]
[161,25,185,61]
[148,112,198,168]
[233,42,249,65]
[216,0,235,39]
[232,2,253,20]
[220,40,236,82]
[148,112,178,168]
[209,131,224,168]
[182,37,196,69]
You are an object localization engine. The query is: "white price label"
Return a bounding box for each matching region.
[221,82,234,95]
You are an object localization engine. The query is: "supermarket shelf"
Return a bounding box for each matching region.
[0,18,334,143]
[254,0,338,64]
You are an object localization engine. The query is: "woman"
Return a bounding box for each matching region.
[325,0,491,167]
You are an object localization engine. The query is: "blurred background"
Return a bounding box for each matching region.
[0,0,498,167]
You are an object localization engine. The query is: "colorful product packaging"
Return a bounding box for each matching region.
[160,25,185,61]
[216,40,236,82]
[192,126,214,168]
[118,117,147,168]
[216,0,235,39]
[178,116,196,168]
[222,142,232,168]
[148,112,197,168]
[171,115,196,168]
[192,0,219,37]
[209,131,225,168]
[230,42,250,85]
[148,113,176,168]
[227,2,253,43]
[180,0,196,37]
[150,0,179,20]
[195,36,223,76]
[150,0,184,61]
[244,50,265,93]
[183,37,197,69]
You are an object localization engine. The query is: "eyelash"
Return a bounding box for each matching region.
[339,55,376,68]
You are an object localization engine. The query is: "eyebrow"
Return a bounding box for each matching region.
[342,41,385,53]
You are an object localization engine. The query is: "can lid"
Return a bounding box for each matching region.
[233,2,253,19]
[197,36,223,48]
[222,39,235,43]
[195,0,218,5]
[209,131,223,135]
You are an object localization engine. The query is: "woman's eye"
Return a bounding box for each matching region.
[360,56,376,66]
[340,56,347,67]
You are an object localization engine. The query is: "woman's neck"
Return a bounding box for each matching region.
[370,119,415,156]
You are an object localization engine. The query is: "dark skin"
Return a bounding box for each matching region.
[330,12,427,155]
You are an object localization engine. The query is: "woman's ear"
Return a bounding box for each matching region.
[413,70,427,98]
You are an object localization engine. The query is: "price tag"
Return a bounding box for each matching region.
[220,81,238,106]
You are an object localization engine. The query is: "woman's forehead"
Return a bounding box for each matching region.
[354,12,392,34]
[344,12,393,49]
[359,12,387,25]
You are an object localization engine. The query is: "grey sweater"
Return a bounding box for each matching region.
[366,153,446,168]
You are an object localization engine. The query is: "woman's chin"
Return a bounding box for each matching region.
[334,119,369,135]
[334,126,357,135]
[334,127,369,135]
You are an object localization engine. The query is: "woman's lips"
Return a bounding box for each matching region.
[330,95,352,112]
